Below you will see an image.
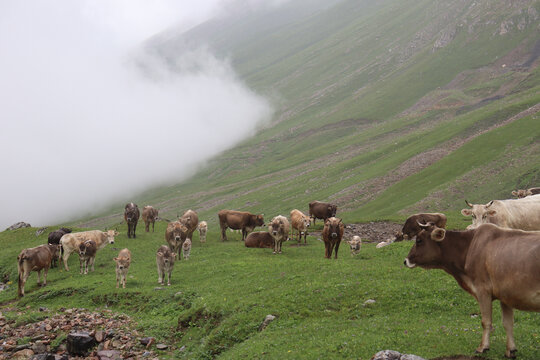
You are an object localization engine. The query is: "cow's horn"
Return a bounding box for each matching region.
[416,221,431,229]
[465,199,473,208]
[486,200,494,208]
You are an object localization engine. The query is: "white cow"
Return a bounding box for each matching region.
[60,230,118,271]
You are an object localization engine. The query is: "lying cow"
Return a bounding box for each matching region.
[124,203,140,238]
[156,245,176,286]
[218,209,264,241]
[404,222,540,358]
[394,213,447,241]
[512,187,540,198]
[290,209,310,244]
[179,209,199,240]
[244,231,275,248]
[47,227,72,267]
[347,236,362,256]
[166,221,189,257]
[269,215,290,254]
[142,205,159,232]
[309,201,337,225]
[198,221,208,243]
[17,244,59,297]
[60,230,118,271]
[461,195,540,230]
[78,240,97,275]
[114,248,131,289]
[322,217,344,259]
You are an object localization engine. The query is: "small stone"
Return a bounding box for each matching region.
[363,299,376,306]
[39,307,48,312]
[97,349,122,360]
[154,287,165,291]
[258,314,276,331]
[142,351,151,357]
[156,344,168,350]
[12,348,35,358]
[95,330,105,342]
[31,340,48,354]
[139,337,154,347]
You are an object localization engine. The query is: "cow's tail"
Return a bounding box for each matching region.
[18,252,28,296]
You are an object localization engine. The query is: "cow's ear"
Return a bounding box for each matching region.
[461,209,472,216]
[511,191,518,196]
[431,228,446,242]
[113,257,118,261]
[487,210,497,216]
[157,252,163,257]
[171,253,177,258]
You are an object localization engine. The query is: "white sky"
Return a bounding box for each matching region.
[0,1,275,229]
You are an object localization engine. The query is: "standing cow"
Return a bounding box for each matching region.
[179,209,199,240]
[47,227,72,267]
[114,248,131,289]
[309,201,337,225]
[394,213,447,241]
[198,221,208,243]
[218,210,265,241]
[322,217,344,259]
[142,206,159,233]
[78,240,97,275]
[156,245,176,286]
[18,244,59,297]
[290,209,310,244]
[405,222,540,358]
[124,203,140,238]
[269,215,290,254]
[165,221,189,258]
[60,230,117,271]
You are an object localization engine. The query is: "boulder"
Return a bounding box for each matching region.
[66,332,96,356]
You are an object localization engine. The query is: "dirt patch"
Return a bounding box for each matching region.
[309,221,402,244]
[431,356,484,360]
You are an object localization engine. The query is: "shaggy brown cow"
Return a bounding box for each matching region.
[165,221,189,257]
[60,230,117,271]
[198,221,208,243]
[269,215,290,254]
[322,217,344,259]
[244,231,275,248]
[78,240,97,275]
[218,210,265,241]
[156,245,176,286]
[394,213,447,241]
[142,206,159,232]
[405,222,540,358]
[17,244,59,297]
[347,236,362,256]
[179,209,199,240]
[309,201,337,225]
[124,203,140,238]
[47,227,72,267]
[290,209,310,244]
[182,238,192,260]
[114,248,131,289]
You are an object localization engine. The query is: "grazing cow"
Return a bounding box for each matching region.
[156,245,176,286]
[322,217,344,259]
[290,209,310,244]
[17,244,59,297]
[78,240,97,274]
[512,187,540,198]
[218,210,265,241]
[114,248,131,289]
[268,215,290,254]
[179,209,199,240]
[394,213,447,241]
[309,201,337,225]
[60,230,118,271]
[47,227,72,267]
[244,231,275,248]
[461,195,540,230]
[182,238,192,260]
[347,236,362,256]
[165,221,189,257]
[142,206,159,232]
[124,203,140,238]
[404,222,540,358]
[198,221,208,243]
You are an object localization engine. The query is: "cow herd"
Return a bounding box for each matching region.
[13,187,540,358]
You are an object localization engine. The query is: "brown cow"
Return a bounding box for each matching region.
[165,221,189,257]
[17,244,59,297]
[405,222,540,358]
[124,203,140,238]
[78,240,97,275]
[218,209,264,241]
[394,213,447,241]
[511,187,540,198]
[244,231,275,248]
[60,230,117,271]
[290,209,310,244]
[269,215,290,254]
[114,248,131,289]
[156,245,176,286]
[142,206,159,232]
[322,217,344,259]
[47,227,72,267]
[309,201,337,225]
[179,209,199,240]
[182,238,192,260]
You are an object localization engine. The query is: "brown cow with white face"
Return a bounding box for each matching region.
[290,209,310,244]
[218,210,265,241]
[394,213,447,241]
[17,244,59,297]
[78,240,97,275]
[142,206,159,232]
[309,201,337,225]
[179,209,199,240]
[244,231,275,248]
[268,215,290,254]
[156,245,176,286]
[405,222,540,358]
[322,217,344,259]
[124,203,140,238]
[114,248,131,289]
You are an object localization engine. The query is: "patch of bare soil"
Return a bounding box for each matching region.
[431,356,484,360]
[308,221,402,244]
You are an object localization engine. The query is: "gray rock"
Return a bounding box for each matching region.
[30,354,56,360]
[258,314,276,331]
[66,332,96,356]
[6,222,31,230]
[97,349,122,360]
[156,343,168,350]
[371,350,402,360]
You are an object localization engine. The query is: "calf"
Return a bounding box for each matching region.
[512,187,540,198]
[309,201,337,225]
[60,230,117,271]
[347,236,362,256]
[244,231,275,248]
[17,244,59,297]
[269,215,290,254]
[290,209,310,244]
[198,221,208,243]
[78,240,97,274]
[47,227,72,267]
[182,238,192,260]
[166,221,189,258]
[322,217,344,259]
[156,245,176,286]
[124,203,140,238]
[142,205,159,232]
[114,248,131,289]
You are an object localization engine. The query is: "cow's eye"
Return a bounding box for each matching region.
[472,214,476,219]
[416,238,422,245]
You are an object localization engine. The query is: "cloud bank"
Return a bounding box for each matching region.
[0,1,273,229]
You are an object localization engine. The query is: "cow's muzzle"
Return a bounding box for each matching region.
[331,233,337,238]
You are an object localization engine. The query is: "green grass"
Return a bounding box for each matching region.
[1,225,539,359]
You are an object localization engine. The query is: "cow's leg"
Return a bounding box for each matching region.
[145,222,149,232]
[90,257,95,272]
[334,240,341,259]
[116,270,120,288]
[21,270,31,296]
[133,222,137,238]
[220,225,227,241]
[500,302,517,358]
[63,248,71,271]
[476,294,493,354]
[157,264,163,284]
[42,267,49,286]
[304,231,308,244]
[324,242,330,258]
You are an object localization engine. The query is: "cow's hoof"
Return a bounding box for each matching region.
[475,347,489,354]
[505,349,517,358]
